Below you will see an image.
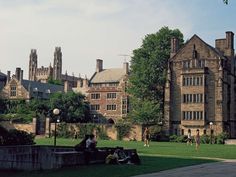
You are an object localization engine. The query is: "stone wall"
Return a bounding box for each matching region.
[0,119,143,141]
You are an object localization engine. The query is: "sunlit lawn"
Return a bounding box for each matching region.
[36,138,236,159]
[2,138,235,177]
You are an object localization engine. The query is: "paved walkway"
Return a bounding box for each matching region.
[132,160,236,177]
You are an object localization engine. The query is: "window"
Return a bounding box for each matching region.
[182,111,203,120]
[183,76,203,86]
[107,104,116,111]
[183,94,203,103]
[91,93,100,99]
[122,97,128,114]
[10,85,17,97]
[107,93,117,99]
[91,105,100,111]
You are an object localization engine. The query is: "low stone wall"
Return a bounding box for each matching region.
[0,145,83,170]
[0,145,137,170]
[0,120,143,141]
[0,118,36,134]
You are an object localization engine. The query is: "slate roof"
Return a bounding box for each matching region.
[22,80,64,93]
[90,68,126,83]
[0,72,6,80]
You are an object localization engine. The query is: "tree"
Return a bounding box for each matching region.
[223,0,228,4]
[49,91,90,123]
[128,26,184,124]
[47,76,63,85]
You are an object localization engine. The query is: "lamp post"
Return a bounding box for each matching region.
[209,122,213,144]
[53,108,60,148]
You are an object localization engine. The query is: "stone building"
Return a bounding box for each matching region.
[164,31,236,138]
[73,59,129,123]
[28,47,80,90]
[0,68,64,100]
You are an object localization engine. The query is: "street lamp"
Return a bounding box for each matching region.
[209,122,213,144]
[53,108,60,148]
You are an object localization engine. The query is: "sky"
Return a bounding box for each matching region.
[0,0,236,79]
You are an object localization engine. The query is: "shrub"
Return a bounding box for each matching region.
[169,135,178,142]
[115,122,132,140]
[169,135,187,143]
[97,127,109,140]
[200,134,211,144]
[4,129,35,145]
[76,123,97,138]
[57,122,72,138]
[148,125,161,141]
[216,132,229,144]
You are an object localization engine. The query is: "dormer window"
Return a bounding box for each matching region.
[10,85,17,97]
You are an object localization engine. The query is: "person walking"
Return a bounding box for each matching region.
[187,129,192,146]
[143,127,150,147]
[195,129,200,151]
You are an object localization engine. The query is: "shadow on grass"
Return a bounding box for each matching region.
[0,156,217,177]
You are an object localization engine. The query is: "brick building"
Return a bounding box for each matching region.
[74,59,129,123]
[164,31,236,138]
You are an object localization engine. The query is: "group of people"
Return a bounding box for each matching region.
[143,127,201,151]
[187,129,200,150]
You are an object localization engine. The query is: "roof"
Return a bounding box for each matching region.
[0,72,6,80]
[90,68,126,83]
[22,80,64,93]
[170,34,227,61]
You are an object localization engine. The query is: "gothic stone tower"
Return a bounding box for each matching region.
[53,47,62,80]
[28,49,37,81]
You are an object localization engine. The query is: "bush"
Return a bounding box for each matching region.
[76,123,97,138]
[4,129,35,145]
[148,125,161,141]
[57,122,73,138]
[96,127,109,140]
[200,134,211,144]
[115,122,132,140]
[169,135,178,142]
[216,132,229,144]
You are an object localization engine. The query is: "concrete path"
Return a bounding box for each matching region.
[132,160,236,177]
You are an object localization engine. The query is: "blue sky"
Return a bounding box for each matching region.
[0,0,235,78]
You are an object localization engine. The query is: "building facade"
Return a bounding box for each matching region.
[164,31,236,137]
[28,47,79,90]
[0,71,6,90]
[0,68,64,100]
[74,59,129,123]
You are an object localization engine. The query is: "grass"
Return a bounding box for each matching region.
[36,138,236,159]
[0,156,215,177]
[1,138,234,177]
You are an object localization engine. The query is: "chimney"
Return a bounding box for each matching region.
[15,67,21,81]
[20,70,23,82]
[83,78,89,88]
[77,79,83,88]
[96,59,103,72]
[64,80,71,92]
[170,37,179,58]
[123,62,129,74]
[7,71,11,83]
[226,31,234,50]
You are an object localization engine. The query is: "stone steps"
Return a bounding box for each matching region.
[225,139,236,145]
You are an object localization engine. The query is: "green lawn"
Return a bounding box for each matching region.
[2,138,234,177]
[36,138,236,159]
